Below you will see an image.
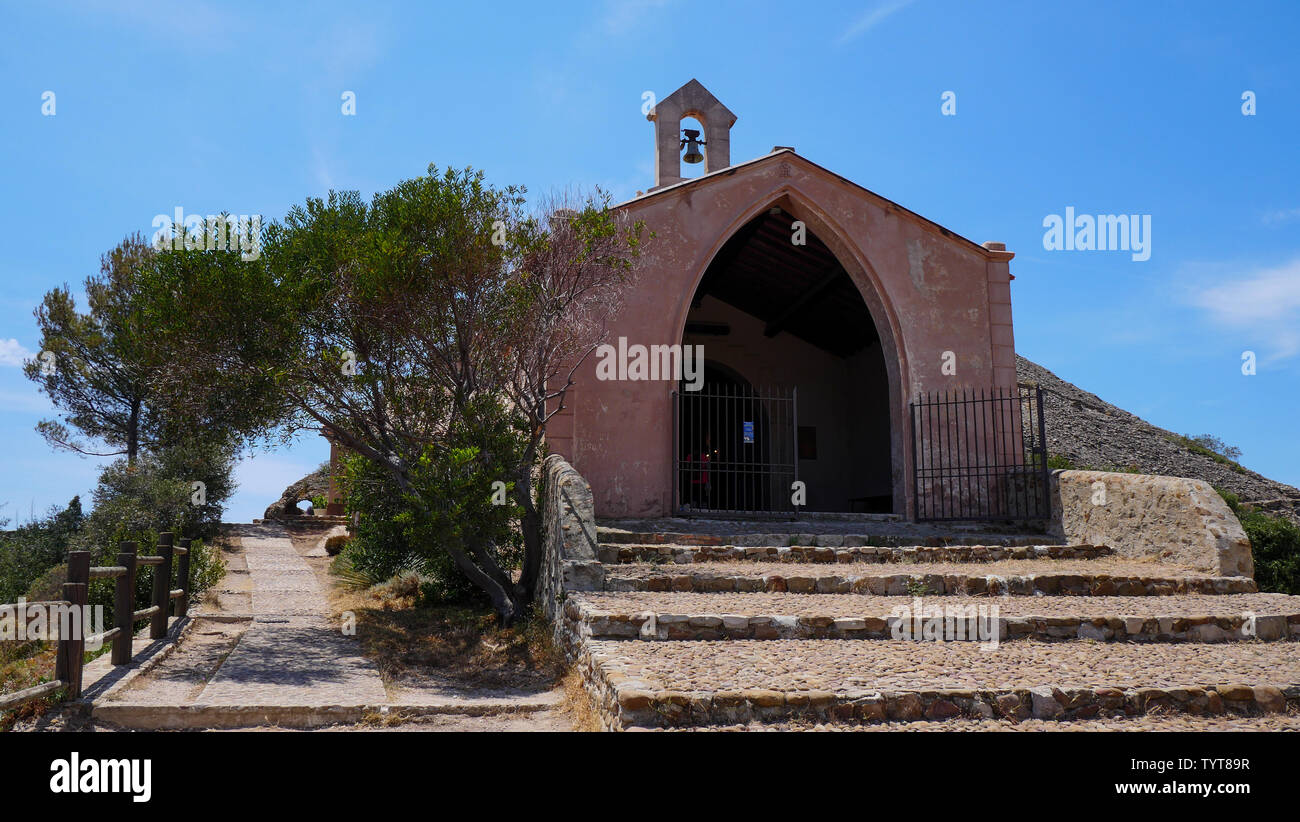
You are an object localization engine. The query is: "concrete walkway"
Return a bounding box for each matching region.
[82,522,564,730]
[194,524,388,706]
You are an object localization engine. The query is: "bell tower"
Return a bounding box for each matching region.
[648,79,738,190]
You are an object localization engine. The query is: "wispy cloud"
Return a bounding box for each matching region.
[837,0,916,44]
[310,145,336,193]
[0,338,35,368]
[1263,207,1300,225]
[600,0,676,35]
[1188,257,1300,361]
[72,0,249,52]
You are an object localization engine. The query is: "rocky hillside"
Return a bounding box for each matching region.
[1018,355,1300,523]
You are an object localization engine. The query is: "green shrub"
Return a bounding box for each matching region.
[332,539,429,589]
[1045,455,1141,474]
[23,562,68,603]
[1217,488,1300,595]
[72,448,231,618]
[324,533,349,555]
[0,497,84,603]
[337,453,487,604]
[1170,434,1247,473]
[337,398,524,606]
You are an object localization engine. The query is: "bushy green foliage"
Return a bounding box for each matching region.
[1046,454,1075,470]
[1217,488,1300,595]
[1096,462,1143,474]
[337,398,524,605]
[73,448,231,615]
[134,165,644,622]
[0,498,84,603]
[24,235,159,464]
[1,446,229,636]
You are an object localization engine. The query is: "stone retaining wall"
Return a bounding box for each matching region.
[539,455,604,627]
[1050,470,1254,577]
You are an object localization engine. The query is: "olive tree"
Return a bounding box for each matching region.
[139,166,645,622]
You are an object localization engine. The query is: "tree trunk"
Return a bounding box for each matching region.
[126,396,140,465]
[445,542,518,624]
[514,461,543,609]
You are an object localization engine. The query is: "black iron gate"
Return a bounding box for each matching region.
[910,383,1050,521]
[673,384,797,517]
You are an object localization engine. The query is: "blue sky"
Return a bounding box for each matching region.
[1,0,1297,524]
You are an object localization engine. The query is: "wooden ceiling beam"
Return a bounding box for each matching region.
[763,264,846,337]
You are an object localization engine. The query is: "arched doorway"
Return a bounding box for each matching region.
[676,201,895,515]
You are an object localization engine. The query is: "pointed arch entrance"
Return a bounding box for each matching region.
[673,196,901,515]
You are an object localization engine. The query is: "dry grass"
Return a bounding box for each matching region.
[562,669,602,732]
[310,532,575,714]
[1,639,59,731]
[344,600,565,692]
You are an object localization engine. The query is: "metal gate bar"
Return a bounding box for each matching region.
[910,383,1049,522]
[673,383,797,517]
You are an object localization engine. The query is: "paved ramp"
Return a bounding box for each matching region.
[195,524,387,706]
[86,522,563,729]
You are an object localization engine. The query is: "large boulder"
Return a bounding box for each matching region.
[263,464,332,521]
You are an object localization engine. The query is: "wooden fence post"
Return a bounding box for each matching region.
[59,551,92,697]
[60,581,88,698]
[150,533,174,639]
[113,541,138,665]
[175,537,192,618]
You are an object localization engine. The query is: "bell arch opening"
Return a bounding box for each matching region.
[678,115,707,180]
[678,201,895,514]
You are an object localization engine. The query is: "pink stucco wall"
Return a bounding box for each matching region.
[553,150,1016,518]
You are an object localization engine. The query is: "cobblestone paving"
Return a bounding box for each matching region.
[109,623,245,705]
[602,559,1255,596]
[586,638,1300,692]
[663,713,1300,731]
[571,518,1297,729]
[90,522,568,730]
[572,591,1300,619]
[608,558,1207,578]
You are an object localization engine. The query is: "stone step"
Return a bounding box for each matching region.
[91,695,562,730]
[597,542,1112,565]
[651,713,1300,732]
[565,591,1300,642]
[601,560,1257,596]
[597,530,1057,548]
[579,638,1300,729]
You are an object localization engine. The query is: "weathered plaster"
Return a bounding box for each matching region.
[562,149,1016,517]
